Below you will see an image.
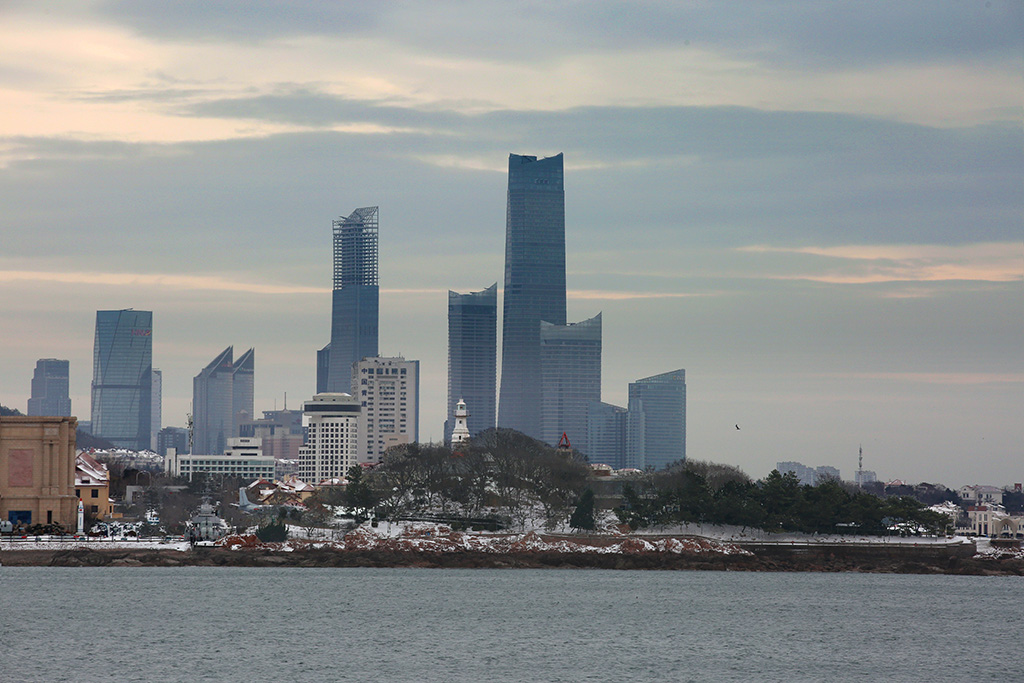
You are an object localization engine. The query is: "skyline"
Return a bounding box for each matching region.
[1,2,1021,485]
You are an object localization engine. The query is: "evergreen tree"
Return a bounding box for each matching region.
[569,489,596,532]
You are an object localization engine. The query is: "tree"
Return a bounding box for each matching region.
[569,489,596,532]
[255,519,288,542]
[345,465,377,522]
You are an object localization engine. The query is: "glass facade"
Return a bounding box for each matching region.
[192,347,234,455]
[586,400,627,468]
[498,153,566,440]
[627,369,686,470]
[447,283,497,443]
[232,347,255,435]
[539,313,601,449]
[91,309,152,450]
[27,358,71,417]
[327,206,379,393]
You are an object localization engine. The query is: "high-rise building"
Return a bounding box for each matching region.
[193,347,234,456]
[627,369,686,470]
[157,426,189,457]
[91,309,153,450]
[232,348,255,436]
[326,206,379,393]
[27,359,71,417]
[447,283,497,443]
[316,343,331,394]
[586,400,627,468]
[353,356,419,464]
[150,368,162,450]
[192,346,254,456]
[498,153,566,440]
[539,313,601,449]
[297,393,361,482]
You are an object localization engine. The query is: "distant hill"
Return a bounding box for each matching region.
[0,404,24,416]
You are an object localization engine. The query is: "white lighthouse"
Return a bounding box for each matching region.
[451,399,471,446]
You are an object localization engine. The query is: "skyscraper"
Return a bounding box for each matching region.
[587,400,627,468]
[353,356,419,464]
[539,313,601,449]
[91,309,152,450]
[498,153,566,439]
[193,347,234,455]
[447,283,497,443]
[150,368,162,450]
[627,369,686,470]
[297,393,361,483]
[232,347,255,436]
[27,359,71,417]
[192,347,254,455]
[326,206,379,393]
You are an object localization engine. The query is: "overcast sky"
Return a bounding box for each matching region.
[1,1,1021,486]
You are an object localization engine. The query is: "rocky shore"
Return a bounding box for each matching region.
[4,541,1023,575]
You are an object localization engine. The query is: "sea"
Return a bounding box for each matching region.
[0,567,1016,682]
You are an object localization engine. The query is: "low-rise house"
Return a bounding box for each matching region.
[75,452,112,519]
[958,485,1004,506]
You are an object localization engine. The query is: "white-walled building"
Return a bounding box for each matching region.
[165,437,275,480]
[958,485,1004,506]
[353,356,419,463]
[297,392,361,481]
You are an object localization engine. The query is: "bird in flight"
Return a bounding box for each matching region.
[735,424,740,430]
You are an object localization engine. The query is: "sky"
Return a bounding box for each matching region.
[1,0,1021,486]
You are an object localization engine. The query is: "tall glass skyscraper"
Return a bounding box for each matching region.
[91,309,152,450]
[326,206,379,393]
[447,283,497,442]
[28,358,71,417]
[192,346,254,455]
[498,153,566,439]
[539,313,601,449]
[627,369,686,470]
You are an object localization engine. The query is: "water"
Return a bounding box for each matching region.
[0,568,1017,682]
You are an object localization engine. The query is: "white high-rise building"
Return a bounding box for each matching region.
[353,356,419,463]
[297,393,361,482]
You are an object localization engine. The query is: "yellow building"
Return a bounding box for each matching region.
[0,416,78,529]
[75,451,112,519]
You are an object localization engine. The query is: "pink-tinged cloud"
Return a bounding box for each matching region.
[811,372,1024,385]
[738,242,1023,283]
[567,289,720,300]
[0,270,328,295]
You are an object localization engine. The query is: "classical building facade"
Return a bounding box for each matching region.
[0,416,78,528]
[325,206,379,393]
[90,309,153,450]
[447,283,497,442]
[498,153,566,440]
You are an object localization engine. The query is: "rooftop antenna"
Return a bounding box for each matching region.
[284,392,287,411]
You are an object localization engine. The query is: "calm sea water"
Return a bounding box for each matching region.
[0,567,1017,682]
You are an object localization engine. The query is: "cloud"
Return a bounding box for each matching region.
[0,270,327,295]
[739,242,1023,283]
[811,372,1024,386]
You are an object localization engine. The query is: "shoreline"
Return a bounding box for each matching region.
[4,543,1022,575]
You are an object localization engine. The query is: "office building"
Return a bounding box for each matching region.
[0,415,78,528]
[354,356,419,463]
[627,369,686,470]
[27,358,71,417]
[446,283,497,443]
[90,309,153,450]
[587,401,627,468]
[316,343,331,394]
[326,206,379,393]
[192,346,254,455]
[539,313,601,449]
[165,437,275,480]
[150,368,161,450]
[157,426,189,457]
[297,393,361,482]
[498,153,566,439]
[239,408,304,460]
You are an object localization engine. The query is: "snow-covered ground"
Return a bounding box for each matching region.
[1,538,191,552]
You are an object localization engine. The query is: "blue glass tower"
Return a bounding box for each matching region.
[28,358,71,417]
[539,313,601,449]
[326,206,379,393]
[447,283,497,442]
[498,153,566,440]
[91,309,152,450]
[627,369,686,470]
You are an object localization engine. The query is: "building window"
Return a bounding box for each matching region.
[91,489,99,498]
